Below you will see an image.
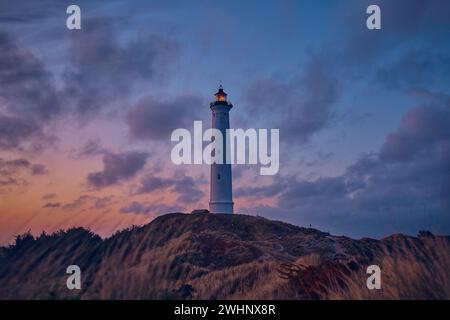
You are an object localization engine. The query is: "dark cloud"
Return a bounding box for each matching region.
[298,1,450,96]
[380,104,450,162]
[42,202,60,209]
[126,94,204,141]
[243,53,339,143]
[60,194,116,211]
[245,92,450,237]
[235,178,288,199]
[137,176,174,194]
[0,157,47,176]
[88,195,116,210]
[0,32,60,121]
[0,157,46,193]
[376,50,450,90]
[134,172,205,204]
[31,164,48,175]
[42,193,56,200]
[0,15,180,151]
[0,177,18,187]
[337,0,450,65]
[172,175,204,204]
[0,114,41,150]
[279,176,348,209]
[0,0,61,24]
[367,0,450,33]
[119,202,153,215]
[72,139,107,158]
[0,158,30,175]
[64,18,180,115]
[120,201,181,216]
[240,0,450,151]
[62,195,95,210]
[298,151,335,168]
[0,31,62,151]
[87,151,149,188]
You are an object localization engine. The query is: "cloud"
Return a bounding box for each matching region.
[235,177,288,199]
[42,202,60,209]
[0,31,63,152]
[60,194,116,211]
[134,171,205,205]
[72,139,107,159]
[278,176,349,210]
[31,164,48,175]
[0,15,181,151]
[137,176,174,194]
[0,157,47,176]
[0,0,61,24]
[172,175,204,204]
[62,195,95,210]
[42,193,56,200]
[294,1,450,96]
[375,50,450,90]
[64,18,180,115]
[244,91,450,237]
[0,157,46,194]
[87,151,149,188]
[337,0,450,65]
[243,53,339,143]
[240,0,450,151]
[0,158,29,175]
[120,201,181,216]
[0,114,41,150]
[0,32,60,121]
[88,195,116,210]
[126,94,204,141]
[119,202,153,215]
[0,177,18,187]
[380,103,450,162]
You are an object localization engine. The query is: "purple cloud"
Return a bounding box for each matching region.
[64,18,180,115]
[0,114,41,150]
[62,195,95,210]
[126,94,204,141]
[42,202,60,209]
[243,92,450,237]
[135,172,205,205]
[137,176,174,194]
[87,151,149,188]
[89,196,116,210]
[120,201,181,216]
[42,193,56,200]
[72,139,107,158]
[380,103,450,162]
[0,157,47,176]
[0,15,181,152]
[243,54,339,144]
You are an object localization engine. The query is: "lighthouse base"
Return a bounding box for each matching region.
[209,201,234,214]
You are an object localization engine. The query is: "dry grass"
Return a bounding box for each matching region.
[281,235,450,300]
[1,214,449,300]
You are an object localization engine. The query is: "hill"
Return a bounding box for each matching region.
[0,213,449,299]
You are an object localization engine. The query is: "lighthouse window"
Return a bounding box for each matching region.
[218,174,221,180]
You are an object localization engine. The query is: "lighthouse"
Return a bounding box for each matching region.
[209,86,233,214]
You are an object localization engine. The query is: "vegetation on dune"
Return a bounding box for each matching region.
[0,213,449,299]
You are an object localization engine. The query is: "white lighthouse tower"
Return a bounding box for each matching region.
[209,86,233,214]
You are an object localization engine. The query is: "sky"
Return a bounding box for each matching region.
[0,0,449,244]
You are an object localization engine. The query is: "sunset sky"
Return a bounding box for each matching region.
[1,0,449,244]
